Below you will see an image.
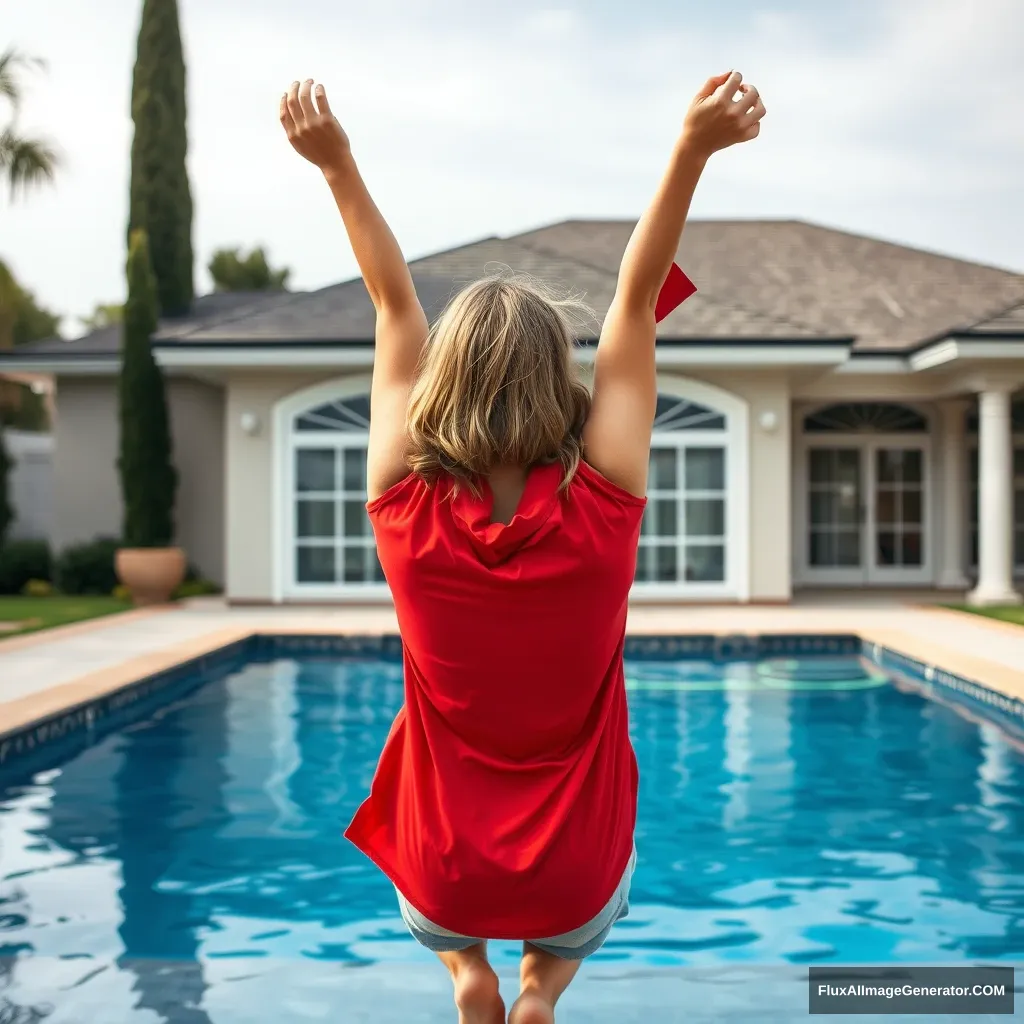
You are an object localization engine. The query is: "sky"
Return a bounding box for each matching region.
[3,0,1023,337]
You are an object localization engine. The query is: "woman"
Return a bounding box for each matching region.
[280,70,764,1024]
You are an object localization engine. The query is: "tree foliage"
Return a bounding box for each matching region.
[127,0,194,316]
[208,246,290,292]
[118,229,177,547]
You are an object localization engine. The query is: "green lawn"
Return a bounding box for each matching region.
[946,604,1024,627]
[0,596,133,639]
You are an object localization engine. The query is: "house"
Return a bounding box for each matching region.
[2,219,1023,606]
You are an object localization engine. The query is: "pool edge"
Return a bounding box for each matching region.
[1,628,1021,781]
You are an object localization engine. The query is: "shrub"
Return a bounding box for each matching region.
[0,538,52,594]
[21,578,54,597]
[55,537,121,595]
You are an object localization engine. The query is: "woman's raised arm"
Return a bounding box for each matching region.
[582,71,765,498]
[281,79,429,500]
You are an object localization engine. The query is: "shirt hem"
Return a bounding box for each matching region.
[344,826,635,941]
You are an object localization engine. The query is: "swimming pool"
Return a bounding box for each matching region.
[1,646,1021,1022]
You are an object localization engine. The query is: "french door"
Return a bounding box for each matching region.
[800,438,931,585]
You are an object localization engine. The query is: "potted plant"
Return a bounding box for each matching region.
[114,229,185,605]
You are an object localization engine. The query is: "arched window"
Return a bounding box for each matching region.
[803,402,928,433]
[289,393,383,590]
[639,395,730,586]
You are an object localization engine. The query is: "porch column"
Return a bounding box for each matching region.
[968,385,1022,606]
[937,399,969,589]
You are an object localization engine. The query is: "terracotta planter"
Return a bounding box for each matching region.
[115,547,187,607]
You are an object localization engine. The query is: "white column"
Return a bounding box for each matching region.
[968,386,1022,606]
[937,399,969,590]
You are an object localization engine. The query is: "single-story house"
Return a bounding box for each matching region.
[2,219,1023,606]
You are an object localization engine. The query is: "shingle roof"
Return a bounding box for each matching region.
[959,299,1024,337]
[165,236,834,344]
[13,290,296,355]
[9,220,1024,355]
[510,219,1024,351]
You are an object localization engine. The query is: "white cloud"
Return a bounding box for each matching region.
[2,0,1021,337]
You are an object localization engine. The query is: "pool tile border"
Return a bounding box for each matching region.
[0,628,1020,783]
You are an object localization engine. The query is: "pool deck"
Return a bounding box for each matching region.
[0,597,1020,739]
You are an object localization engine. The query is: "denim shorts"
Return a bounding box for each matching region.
[395,845,637,961]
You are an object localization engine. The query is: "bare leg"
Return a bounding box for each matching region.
[436,942,505,1024]
[507,942,582,1024]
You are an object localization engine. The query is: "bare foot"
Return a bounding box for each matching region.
[508,990,555,1024]
[453,960,505,1024]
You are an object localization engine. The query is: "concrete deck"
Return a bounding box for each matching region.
[0,598,1021,738]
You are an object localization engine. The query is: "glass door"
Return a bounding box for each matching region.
[806,446,865,583]
[868,444,928,583]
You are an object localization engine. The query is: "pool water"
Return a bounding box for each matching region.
[1,653,1023,1023]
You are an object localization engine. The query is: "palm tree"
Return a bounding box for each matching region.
[0,46,60,199]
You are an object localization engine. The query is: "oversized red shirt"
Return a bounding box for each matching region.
[344,459,645,938]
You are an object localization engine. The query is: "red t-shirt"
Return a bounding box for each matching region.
[344,459,645,939]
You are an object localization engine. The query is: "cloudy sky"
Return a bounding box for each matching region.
[3,0,1022,336]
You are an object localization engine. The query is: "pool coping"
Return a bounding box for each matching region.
[0,623,1022,782]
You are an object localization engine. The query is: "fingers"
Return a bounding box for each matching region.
[315,83,333,119]
[286,80,303,128]
[297,78,317,122]
[279,92,296,133]
[712,70,743,103]
[741,122,761,142]
[743,97,766,126]
[698,70,733,99]
[735,83,759,112]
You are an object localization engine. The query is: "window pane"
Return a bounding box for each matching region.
[809,491,837,527]
[900,530,922,567]
[685,447,725,490]
[809,450,834,484]
[296,499,335,538]
[651,500,677,538]
[296,449,336,492]
[297,545,335,582]
[903,490,923,525]
[876,530,897,567]
[652,545,678,582]
[875,488,897,524]
[685,544,724,582]
[685,498,725,538]
[809,530,835,567]
[837,531,860,566]
[343,500,369,538]
[649,448,677,490]
[343,546,368,583]
[836,449,860,485]
[343,448,366,491]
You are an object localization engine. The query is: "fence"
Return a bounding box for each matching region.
[4,430,54,542]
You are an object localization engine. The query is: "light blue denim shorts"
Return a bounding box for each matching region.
[395,844,637,961]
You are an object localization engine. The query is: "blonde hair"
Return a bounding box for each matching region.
[406,271,594,495]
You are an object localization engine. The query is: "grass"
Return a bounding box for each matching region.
[946,604,1024,628]
[0,595,132,639]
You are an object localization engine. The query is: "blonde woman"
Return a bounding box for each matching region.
[281,71,764,1024]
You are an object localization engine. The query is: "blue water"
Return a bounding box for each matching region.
[1,653,1023,1022]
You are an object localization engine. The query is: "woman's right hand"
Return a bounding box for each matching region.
[280,79,351,171]
[680,71,765,157]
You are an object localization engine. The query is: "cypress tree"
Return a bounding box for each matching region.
[128,0,194,316]
[119,229,178,547]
